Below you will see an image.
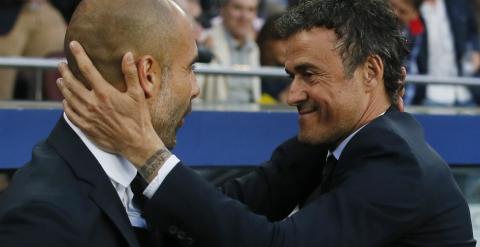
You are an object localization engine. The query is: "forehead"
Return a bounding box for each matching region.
[285,28,341,68]
[225,0,258,8]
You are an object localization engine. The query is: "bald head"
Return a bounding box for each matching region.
[65,0,186,89]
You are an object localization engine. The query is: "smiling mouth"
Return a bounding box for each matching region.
[298,109,316,115]
[297,103,318,115]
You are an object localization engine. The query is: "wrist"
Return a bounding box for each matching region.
[138,148,172,183]
[123,134,165,168]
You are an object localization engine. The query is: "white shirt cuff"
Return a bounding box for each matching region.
[142,155,180,199]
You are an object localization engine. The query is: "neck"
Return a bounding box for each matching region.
[352,92,390,137]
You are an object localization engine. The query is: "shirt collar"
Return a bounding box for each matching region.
[63,113,137,188]
[329,112,386,160]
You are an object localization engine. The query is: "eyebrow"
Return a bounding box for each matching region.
[285,63,319,76]
[294,63,317,73]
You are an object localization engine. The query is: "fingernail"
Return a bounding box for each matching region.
[56,78,63,86]
[125,52,134,64]
[69,41,78,50]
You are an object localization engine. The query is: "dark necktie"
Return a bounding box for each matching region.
[131,173,148,210]
[320,154,337,194]
[130,173,150,247]
[303,154,338,206]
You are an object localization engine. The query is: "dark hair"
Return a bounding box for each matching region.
[276,0,408,103]
[413,0,423,10]
[257,12,284,48]
[257,12,286,66]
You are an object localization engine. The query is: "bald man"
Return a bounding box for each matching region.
[0,0,199,246]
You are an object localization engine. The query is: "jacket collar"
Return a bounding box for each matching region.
[47,117,140,247]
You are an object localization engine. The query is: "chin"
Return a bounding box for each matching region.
[297,131,321,144]
[297,128,332,145]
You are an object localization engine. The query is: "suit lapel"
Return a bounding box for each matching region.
[47,117,140,247]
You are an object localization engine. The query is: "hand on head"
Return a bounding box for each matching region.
[396,66,407,112]
[57,41,164,167]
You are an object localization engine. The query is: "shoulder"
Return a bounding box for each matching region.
[345,109,427,160]
[338,109,457,203]
[0,140,89,221]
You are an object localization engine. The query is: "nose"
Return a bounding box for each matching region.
[287,76,307,106]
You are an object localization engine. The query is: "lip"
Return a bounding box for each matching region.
[298,109,316,115]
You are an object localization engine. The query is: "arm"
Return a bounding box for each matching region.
[56,42,424,246]
[219,137,326,221]
[144,147,426,247]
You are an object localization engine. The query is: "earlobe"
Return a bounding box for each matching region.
[137,56,158,98]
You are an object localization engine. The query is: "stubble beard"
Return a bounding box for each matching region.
[150,87,179,150]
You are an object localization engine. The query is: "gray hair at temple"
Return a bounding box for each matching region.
[276,0,408,104]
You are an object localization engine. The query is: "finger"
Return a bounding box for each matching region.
[397,96,405,113]
[69,41,110,92]
[399,86,405,98]
[57,63,91,99]
[400,66,407,83]
[121,52,143,97]
[63,100,89,130]
[58,78,90,119]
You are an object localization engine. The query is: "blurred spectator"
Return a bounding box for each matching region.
[257,0,288,19]
[50,0,81,23]
[256,12,290,104]
[174,0,214,63]
[389,0,424,104]
[472,0,480,35]
[0,0,66,100]
[199,0,261,103]
[414,0,480,106]
[391,0,480,106]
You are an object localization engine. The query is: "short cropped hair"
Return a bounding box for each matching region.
[277,0,408,103]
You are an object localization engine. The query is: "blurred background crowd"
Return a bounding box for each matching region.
[2,0,480,106]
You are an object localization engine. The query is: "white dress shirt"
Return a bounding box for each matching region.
[64,113,148,227]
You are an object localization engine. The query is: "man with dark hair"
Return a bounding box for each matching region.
[58,0,475,246]
[257,12,291,103]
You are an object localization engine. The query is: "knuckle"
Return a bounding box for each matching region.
[97,92,109,103]
[79,63,91,74]
[86,101,97,113]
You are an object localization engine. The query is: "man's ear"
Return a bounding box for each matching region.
[362,55,384,92]
[137,55,161,98]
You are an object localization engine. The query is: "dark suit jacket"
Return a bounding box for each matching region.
[412,0,480,104]
[0,118,150,247]
[145,107,476,246]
